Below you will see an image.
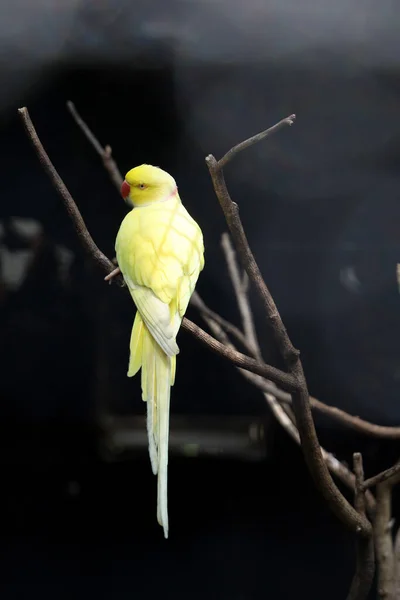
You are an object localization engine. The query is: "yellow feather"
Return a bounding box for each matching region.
[170,355,176,386]
[141,327,158,477]
[128,311,144,377]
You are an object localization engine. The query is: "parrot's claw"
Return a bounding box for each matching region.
[104,266,121,283]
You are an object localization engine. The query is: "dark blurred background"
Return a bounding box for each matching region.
[1,1,400,598]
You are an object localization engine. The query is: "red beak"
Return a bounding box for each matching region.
[120,180,130,199]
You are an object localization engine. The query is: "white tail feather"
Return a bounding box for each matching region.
[141,331,158,475]
[156,346,171,539]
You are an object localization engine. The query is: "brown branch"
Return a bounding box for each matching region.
[190,291,255,356]
[374,482,395,599]
[218,114,296,169]
[363,461,400,490]
[221,233,262,359]
[66,101,124,192]
[393,526,400,599]
[309,397,400,440]
[182,318,296,390]
[346,453,375,600]
[206,117,371,538]
[239,374,400,440]
[244,370,376,515]
[194,244,377,515]
[205,154,299,366]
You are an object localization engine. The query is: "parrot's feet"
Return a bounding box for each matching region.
[104,266,121,283]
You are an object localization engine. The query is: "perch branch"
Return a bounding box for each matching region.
[206,118,371,538]
[346,453,375,600]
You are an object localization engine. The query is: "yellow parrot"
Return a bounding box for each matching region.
[116,164,205,538]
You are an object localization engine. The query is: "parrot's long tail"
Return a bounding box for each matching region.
[128,310,175,539]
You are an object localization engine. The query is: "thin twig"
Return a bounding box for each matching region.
[190,291,256,356]
[363,461,400,490]
[206,119,371,538]
[66,101,124,192]
[218,114,296,169]
[221,233,262,359]
[182,318,296,390]
[309,398,400,440]
[374,482,395,599]
[346,453,375,600]
[236,373,400,440]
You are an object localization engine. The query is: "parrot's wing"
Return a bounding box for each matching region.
[126,280,179,357]
[116,199,204,355]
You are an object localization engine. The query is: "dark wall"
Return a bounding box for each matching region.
[1,2,400,599]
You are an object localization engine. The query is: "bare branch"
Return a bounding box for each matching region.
[182,318,297,390]
[321,449,375,516]
[242,375,400,440]
[190,291,255,356]
[193,272,377,515]
[66,101,123,192]
[346,453,375,600]
[221,233,262,359]
[218,114,296,169]
[206,152,299,367]
[363,461,400,490]
[374,482,395,599]
[309,397,400,440]
[18,107,118,279]
[393,527,400,599]
[249,372,376,515]
[206,119,371,538]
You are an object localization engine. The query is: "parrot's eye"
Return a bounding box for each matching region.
[138,183,146,190]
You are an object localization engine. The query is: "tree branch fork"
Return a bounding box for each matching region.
[18,103,400,600]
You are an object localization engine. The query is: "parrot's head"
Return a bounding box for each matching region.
[121,164,177,207]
